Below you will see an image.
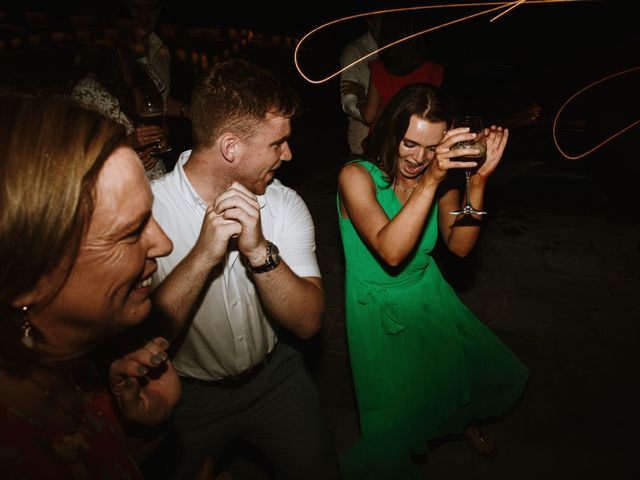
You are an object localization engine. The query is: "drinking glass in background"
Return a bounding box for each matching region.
[135,85,172,156]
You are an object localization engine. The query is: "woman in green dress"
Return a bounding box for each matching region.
[337,83,528,479]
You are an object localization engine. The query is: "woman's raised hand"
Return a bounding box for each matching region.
[475,126,509,182]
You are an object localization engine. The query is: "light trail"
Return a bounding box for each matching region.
[293,1,586,85]
[552,66,640,160]
[490,0,527,22]
[295,0,635,160]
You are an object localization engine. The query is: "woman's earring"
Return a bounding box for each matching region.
[20,305,34,349]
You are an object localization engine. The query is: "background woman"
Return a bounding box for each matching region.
[70,28,169,181]
[359,14,444,128]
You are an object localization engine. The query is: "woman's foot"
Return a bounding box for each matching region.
[464,426,496,458]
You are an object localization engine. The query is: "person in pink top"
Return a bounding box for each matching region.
[360,14,444,128]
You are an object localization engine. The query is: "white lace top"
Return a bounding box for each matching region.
[71,64,167,181]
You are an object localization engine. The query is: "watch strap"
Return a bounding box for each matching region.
[246,242,280,274]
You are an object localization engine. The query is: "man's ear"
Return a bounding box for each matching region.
[219,133,241,163]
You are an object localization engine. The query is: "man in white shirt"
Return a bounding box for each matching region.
[339,15,382,155]
[123,0,189,119]
[149,59,341,479]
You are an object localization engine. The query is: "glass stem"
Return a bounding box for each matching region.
[464,169,472,207]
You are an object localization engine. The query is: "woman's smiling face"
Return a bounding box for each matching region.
[40,146,172,344]
[396,115,447,179]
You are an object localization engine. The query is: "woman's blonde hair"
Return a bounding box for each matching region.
[0,94,126,368]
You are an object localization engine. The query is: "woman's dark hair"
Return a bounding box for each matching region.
[363,83,452,188]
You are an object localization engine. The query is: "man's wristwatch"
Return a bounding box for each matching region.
[246,241,281,274]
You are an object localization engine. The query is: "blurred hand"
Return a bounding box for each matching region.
[109,337,180,426]
[130,125,164,150]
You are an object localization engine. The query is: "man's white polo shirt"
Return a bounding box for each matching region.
[151,151,320,380]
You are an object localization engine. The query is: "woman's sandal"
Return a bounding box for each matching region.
[464,426,497,458]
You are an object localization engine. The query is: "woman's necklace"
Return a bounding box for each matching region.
[395,180,417,193]
[26,373,87,426]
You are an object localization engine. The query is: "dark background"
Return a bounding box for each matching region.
[2,0,637,167]
[3,3,639,477]
[2,0,637,195]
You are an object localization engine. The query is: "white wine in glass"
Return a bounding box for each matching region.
[449,115,487,215]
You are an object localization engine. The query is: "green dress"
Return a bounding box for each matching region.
[338,161,528,479]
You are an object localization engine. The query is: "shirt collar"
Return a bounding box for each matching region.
[172,150,207,211]
[174,150,267,211]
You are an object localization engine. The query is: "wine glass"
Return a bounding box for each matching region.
[134,85,172,156]
[449,115,487,215]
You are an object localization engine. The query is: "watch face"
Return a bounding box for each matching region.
[270,243,281,265]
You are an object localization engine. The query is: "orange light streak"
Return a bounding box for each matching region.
[294,1,586,85]
[552,66,640,160]
[490,0,527,22]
